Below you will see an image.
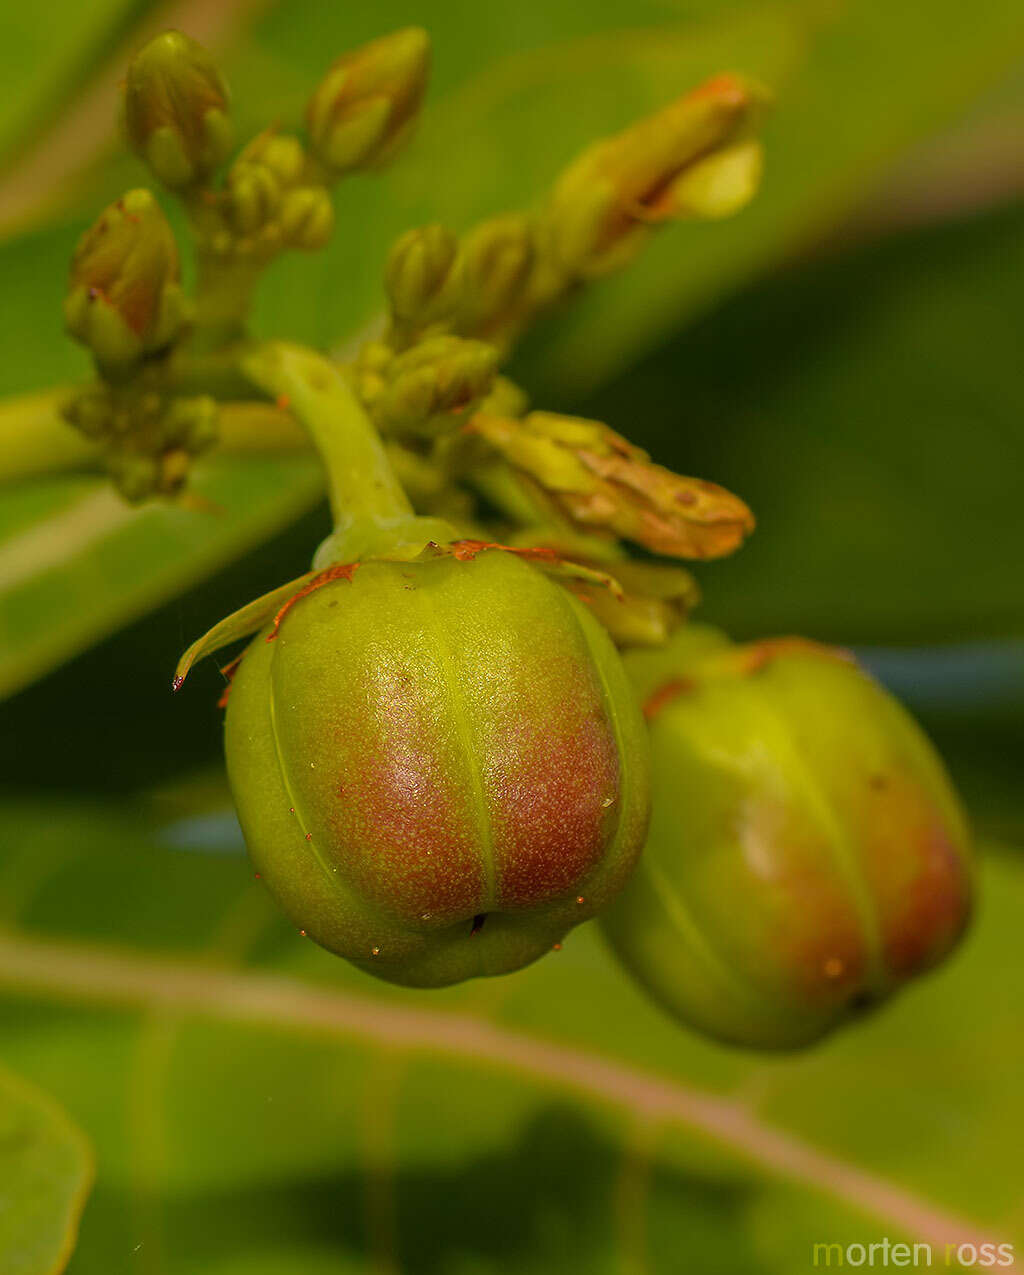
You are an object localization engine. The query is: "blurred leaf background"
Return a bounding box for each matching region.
[0,0,1022,1271]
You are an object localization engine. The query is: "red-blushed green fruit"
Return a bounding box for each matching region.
[600,626,973,1049]
[225,547,649,986]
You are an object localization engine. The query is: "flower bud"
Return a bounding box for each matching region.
[385,224,461,328]
[540,73,766,279]
[454,213,535,337]
[571,561,700,648]
[224,546,649,986]
[477,375,529,420]
[306,27,430,174]
[237,129,307,188]
[123,31,232,188]
[374,335,499,434]
[277,187,335,251]
[162,395,219,453]
[668,139,764,220]
[64,189,186,370]
[63,385,113,440]
[469,410,754,559]
[225,163,280,235]
[108,451,160,503]
[601,628,974,1049]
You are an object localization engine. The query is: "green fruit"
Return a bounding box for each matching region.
[601,626,973,1049]
[225,547,649,987]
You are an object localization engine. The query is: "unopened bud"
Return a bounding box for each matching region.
[236,129,307,188]
[477,375,529,420]
[375,335,498,433]
[63,385,114,440]
[306,27,430,174]
[385,224,461,327]
[668,138,764,219]
[64,189,186,370]
[541,73,766,278]
[226,163,280,235]
[454,214,534,337]
[278,187,335,251]
[545,554,699,648]
[162,395,219,453]
[123,31,232,189]
[108,451,160,503]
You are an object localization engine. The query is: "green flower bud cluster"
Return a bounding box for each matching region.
[475,374,529,421]
[64,384,218,502]
[116,30,360,360]
[123,31,233,189]
[222,129,334,254]
[375,75,767,362]
[384,215,536,347]
[64,189,187,374]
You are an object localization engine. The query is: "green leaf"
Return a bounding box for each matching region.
[0,2,147,173]
[0,453,323,700]
[588,201,1024,646]
[0,793,1020,1271]
[0,1060,93,1275]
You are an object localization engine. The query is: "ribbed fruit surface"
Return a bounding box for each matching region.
[601,627,973,1048]
[226,548,649,986]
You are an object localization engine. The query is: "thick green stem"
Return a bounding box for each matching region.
[0,385,311,485]
[182,189,266,353]
[190,249,265,352]
[0,387,96,481]
[242,341,455,564]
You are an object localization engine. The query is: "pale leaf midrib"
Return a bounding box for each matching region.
[0,927,1003,1257]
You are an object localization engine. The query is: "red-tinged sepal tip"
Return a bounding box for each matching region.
[603,625,974,1050]
[173,572,321,692]
[265,562,360,641]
